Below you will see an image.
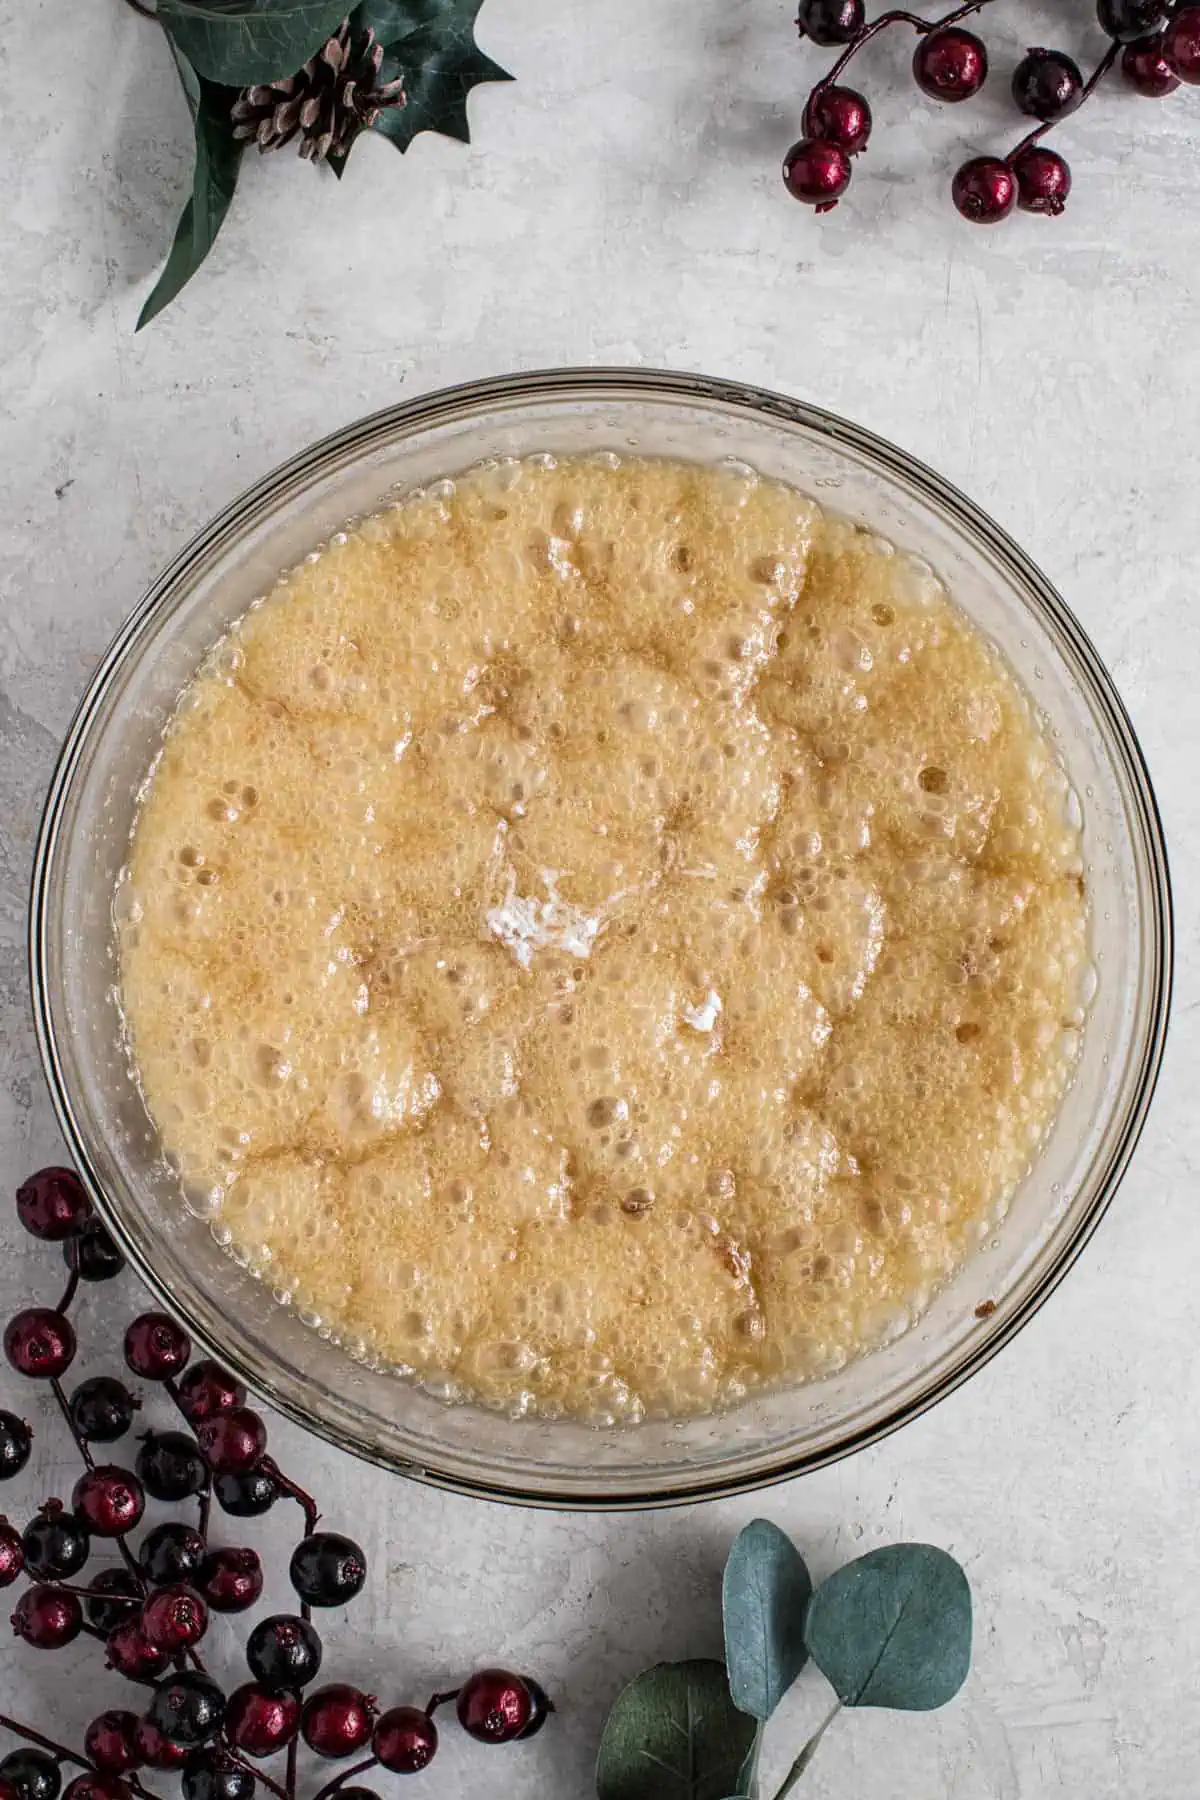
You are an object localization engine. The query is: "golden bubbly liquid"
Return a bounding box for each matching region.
[118,454,1089,1422]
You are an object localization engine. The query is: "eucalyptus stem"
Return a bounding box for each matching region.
[121,0,159,17]
[770,1701,842,1800]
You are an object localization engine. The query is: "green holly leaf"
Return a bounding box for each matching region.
[157,0,351,87]
[804,1544,972,1712]
[138,49,242,329]
[596,1660,757,1800]
[722,1520,812,1722]
[354,0,512,152]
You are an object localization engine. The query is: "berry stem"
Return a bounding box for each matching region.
[259,1458,319,1536]
[221,1747,290,1800]
[804,0,998,126]
[1005,37,1120,160]
[49,1377,146,1591]
[423,1689,461,1716]
[0,1712,93,1771]
[310,1757,379,1800]
[55,1270,80,1316]
[285,1733,298,1800]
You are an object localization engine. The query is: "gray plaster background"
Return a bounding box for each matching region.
[1,0,1197,1792]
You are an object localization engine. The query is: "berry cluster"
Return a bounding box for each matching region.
[783,0,1200,220]
[1,1169,551,1797]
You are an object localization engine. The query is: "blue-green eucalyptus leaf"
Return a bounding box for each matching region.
[804,1543,972,1711]
[722,1519,812,1721]
[596,1659,758,1800]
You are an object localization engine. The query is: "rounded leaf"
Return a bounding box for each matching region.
[722,1519,811,1721]
[596,1660,757,1800]
[804,1543,972,1710]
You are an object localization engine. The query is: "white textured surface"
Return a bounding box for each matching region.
[0,0,1197,1793]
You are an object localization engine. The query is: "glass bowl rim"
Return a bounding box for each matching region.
[28,366,1174,1509]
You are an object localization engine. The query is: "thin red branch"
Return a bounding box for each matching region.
[311,1756,379,1800]
[55,1269,80,1315]
[1005,37,1120,161]
[805,0,999,129]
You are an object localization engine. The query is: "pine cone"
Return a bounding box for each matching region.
[230,18,405,163]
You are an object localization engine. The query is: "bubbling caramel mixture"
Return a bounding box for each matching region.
[118,454,1089,1421]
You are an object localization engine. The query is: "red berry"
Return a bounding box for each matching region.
[84,1711,141,1776]
[1012,145,1072,215]
[1122,32,1181,92]
[11,1584,83,1648]
[124,1313,191,1380]
[196,1408,266,1475]
[0,1411,33,1480]
[199,1546,264,1614]
[141,1584,208,1651]
[0,1518,24,1587]
[1011,47,1083,119]
[63,1779,134,1800]
[4,1309,76,1379]
[225,1685,300,1758]
[373,1706,438,1774]
[782,137,852,210]
[72,1466,145,1537]
[952,155,1016,224]
[0,1781,20,1800]
[1164,5,1200,80]
[16,1168,91,1240]
[300,1685,377,1759]
[105,1619,171,1684]
[133,1721,189,1771]
[796,0,863,45]
[175,1361,246,1424]
[804,84,872,153]
[455,1669,534,1744]
[913,27,988,100]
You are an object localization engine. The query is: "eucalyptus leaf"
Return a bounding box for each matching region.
[158,0,351,87]
[138,49,242,328]
[722,1519,812,1722]
[596,1660,758,1800]
[804,1543,972,1712]
[355,0,511,151]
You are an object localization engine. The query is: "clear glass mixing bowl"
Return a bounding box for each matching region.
[29,369,1172,1508]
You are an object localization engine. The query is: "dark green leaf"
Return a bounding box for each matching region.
[596,1660,758,1800]
[158,0,350,87]
[138,49,242,328]
[355,0,511,151]
[722,1519,812,1722]
[804,1544,972,1712]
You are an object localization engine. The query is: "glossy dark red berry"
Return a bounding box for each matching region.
[0,1411,32,1481]
[1098,0,1168,39]
[796,0,863,43]
[196,1408,266,1475]
[22,1501,90,1579]
[140,1521,207,1586]
[141,1583,209,1651]
[373,1707,438,1774]
[213,1467,278,1517]
[146,1671,227,1749]
[246,1614,323,1692]
[70,1377,139,1444]
[1011,47,1083,119]
[84,1712,142,1776]
[289,1533,366,1608]
[124,1313,191,1381]
[913,27,988,100]
[804,84,871,153]
[199,1546,264,1614]
[0,1517,24,1586]
[64,1219,125,1283]
[516,1675,553,1739]
[0,1754,60,1800]
[16,1167,91,1240]
[225,1685,300,1758]
[62,1778,133,1800]
[456,1669,533,1744]
[300,1685,377,1759]
[133,1721,190,1771]
[782,137,852,209]
[105,1619,171,1684]
[182,1752,256,1800]
[952,155,1016,223]
[1122,32,1182,91]
[175,1361,246,1424]
[1164,5,1200,80]
[12,1583,83,1648]
[73,1466,145,1537]
[136,1431,208,1502]
[86,1567,143,1633]
[4,1309,76,1379]
[0,1781,23,1800]
[1012,145,1072,215]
